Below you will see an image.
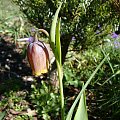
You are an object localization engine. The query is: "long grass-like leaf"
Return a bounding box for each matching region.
[50,2,62,50]
[56,60,64,120]
[74,88,88,120]
[56,18,62,65]
[55,14,64,120]
[101,70,120,86]
[66,55,108,120]
[49,3,64,120]
[101,47,114,73]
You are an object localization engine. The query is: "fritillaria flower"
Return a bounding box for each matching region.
[17,29,50,77]
[27,37,49,77]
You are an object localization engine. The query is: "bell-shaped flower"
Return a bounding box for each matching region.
[27,40,49,77]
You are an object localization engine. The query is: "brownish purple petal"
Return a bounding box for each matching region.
[27,41,49,77]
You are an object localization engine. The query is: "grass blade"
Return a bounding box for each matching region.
[55,17,64,120]
[49,3,64,120]
[50,2,62,50]
[101,47,114,73]
[101,70,120,86]
[56,18,62,65]
[66,55,108,120]
[74,88,88,120]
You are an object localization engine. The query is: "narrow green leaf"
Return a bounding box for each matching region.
[50,2,62,50]
[55,18,62,65]
[101,47,114,73]
[66,55,108,120]
[101,70,120,86]
[49,3,64,120]
[0,111,6,120]
[56,60,64,120]
[74,89,88,120]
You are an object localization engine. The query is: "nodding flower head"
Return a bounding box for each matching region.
[27,40,49,77]
[18,28,50,77]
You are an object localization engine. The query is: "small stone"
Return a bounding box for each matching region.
[5,64,10,70]
[23,76,34,82]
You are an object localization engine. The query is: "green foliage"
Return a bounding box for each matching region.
[0,91,28,111]
[64,36,120,119]
[30,81,60,119]
[0,111,6,120]
[49,4,110,120]
[50,3,65,119]
[0,0,33,43]
[13,0,120,48]
[0,90,34,120]
[66,56,107,120]
[74,90,88,120]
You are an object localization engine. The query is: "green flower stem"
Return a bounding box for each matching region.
[56,60,64,120]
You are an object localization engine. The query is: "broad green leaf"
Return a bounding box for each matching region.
[0,111,6,120]
[50,2,62,50]
[55,18,62,65]
[66,55,108,120]
[74,91,88,120]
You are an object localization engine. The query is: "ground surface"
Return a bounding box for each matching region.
[0,33,37,119]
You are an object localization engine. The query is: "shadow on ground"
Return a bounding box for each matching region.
[0,34,32,95]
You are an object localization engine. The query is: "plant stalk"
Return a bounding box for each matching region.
[56,60,64,120]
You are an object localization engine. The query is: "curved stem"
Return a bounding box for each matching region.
[34,32,38,42]
[39,29,49,37]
